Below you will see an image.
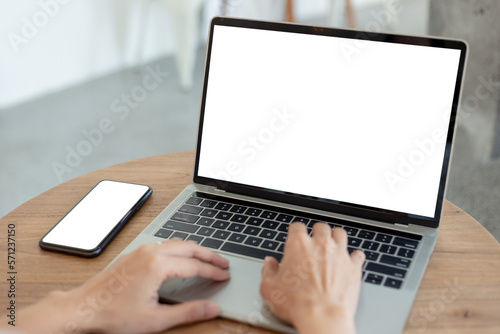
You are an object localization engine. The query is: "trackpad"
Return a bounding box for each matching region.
[158,255,295,333]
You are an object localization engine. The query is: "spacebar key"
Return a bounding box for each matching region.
[221,242,282,262]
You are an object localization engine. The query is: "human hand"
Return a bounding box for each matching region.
[260,222,365,334]
[17,239,230,334]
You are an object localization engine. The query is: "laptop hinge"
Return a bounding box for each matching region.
[213,188,226,193]
[394,222,409,228]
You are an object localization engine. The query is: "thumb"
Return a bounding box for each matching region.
[155,300,221,329]
[261,256,279,278]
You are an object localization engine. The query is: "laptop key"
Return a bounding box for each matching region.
[213,230,230,240]
[364,251,379,261]
[398,248,416,259]
[245,236,263,247]
[171,212,198,224]
[171,231,188,240]
[200,200,217,208]
[201,238,223,249]
[243,226,261,236]
[277,243,285,253]
[276,214,294,223]
[393,237,419,250]
[215,202,232,211]
[358,230,375,240]
[307,220,318,227]
[366,262,407,279]
[196,218,215,226]
[231,214,248,223]
[380,255,411,269]
[154,228,173,239]
[163,221,199,233]
[260,211,277,219]
[228,233,246,243]
[344,227,358,236]
[228,223,245,232]
[221,242,282,261]
[197,227,215,237]
[375,233,393,243]
[186,197,203,205]
[380,244,397,255]
[186,235,203,244]
[230,205,247,213]
[259,230,277,239]
[245,208,262,216]
[365,273,384,285]
[361,241,380,251]
[247,218,263,226]
[200,209,218,217]
[179,205,203,215]
[212,220,230,229]
[293,217,310,224]
[277,223,289,232]
[261,240,279,250]
[215,212,233,220]
[348,237,362,247]
[276,233,287,242]
[385,278,403,289]
[262,220,279,230]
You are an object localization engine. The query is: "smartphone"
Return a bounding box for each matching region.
[39,180,152,257]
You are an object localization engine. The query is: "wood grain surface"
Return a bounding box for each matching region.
[1,151,499,333]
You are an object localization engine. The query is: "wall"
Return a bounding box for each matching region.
[0,0,382,109]
[429,0,500,163]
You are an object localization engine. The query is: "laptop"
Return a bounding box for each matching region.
[115,17,467,333]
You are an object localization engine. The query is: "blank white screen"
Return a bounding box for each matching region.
[198,26,461,218]
[42,181,150,250]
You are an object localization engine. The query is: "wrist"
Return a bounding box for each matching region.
[293,303,356,334]
[18,290,91,334]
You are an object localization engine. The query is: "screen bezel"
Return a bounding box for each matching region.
[193,17,467,229]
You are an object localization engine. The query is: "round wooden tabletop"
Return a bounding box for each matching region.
[1,151,499,333]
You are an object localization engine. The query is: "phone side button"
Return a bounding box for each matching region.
[155,229,173,239]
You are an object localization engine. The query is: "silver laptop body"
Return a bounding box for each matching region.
[115,17,467,334]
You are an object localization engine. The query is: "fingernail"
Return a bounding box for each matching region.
[205,302,220,318]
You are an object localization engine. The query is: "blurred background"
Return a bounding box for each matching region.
[1,0,498,240]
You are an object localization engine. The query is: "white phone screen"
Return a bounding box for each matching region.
[41,180,151,251]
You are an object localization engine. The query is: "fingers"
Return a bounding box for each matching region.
[331,227,348,250]
[156,239,229,269]
[311,222,331,239]
[162,256,230,281]
[153,300,220,329]
[261,256,279,279]
[288,221,308,236]
[350,249,366,269]
[260,256,279,301]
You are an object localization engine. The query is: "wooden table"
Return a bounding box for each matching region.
[1,151,499,333]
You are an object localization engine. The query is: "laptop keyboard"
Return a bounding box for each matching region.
[153,192,421,290]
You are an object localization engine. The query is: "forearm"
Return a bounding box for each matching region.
[16,290,93,334]
[293,305,356,334]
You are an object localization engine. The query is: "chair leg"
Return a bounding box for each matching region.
[285,0,295,22]
[345,0,357,29]
[329,0,357,29]
[163,0,204,91]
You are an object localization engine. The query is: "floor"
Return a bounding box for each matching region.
[1,5,499,241]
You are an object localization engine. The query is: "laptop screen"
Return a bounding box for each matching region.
[195,18,467,226]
